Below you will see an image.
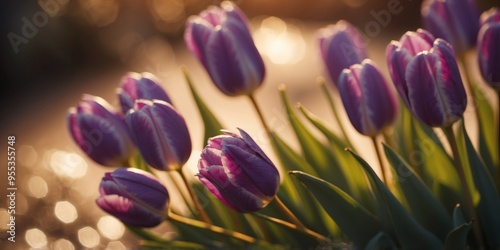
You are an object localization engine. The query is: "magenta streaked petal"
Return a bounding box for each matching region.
[127,100,191,171]
[478,22,500,89]
[406,52,445,126]
[118,72,172,113]
[127,108,166,169]
[68,96,134,166]
[199,165,264,213]
[96,195,164,227]
[318,20,367,85]
[421,0,479,52]
[103,168,169,211]
[197,129,279,212]
[204,20,265,96]
[184,2,265,96]
[480,8,500,27]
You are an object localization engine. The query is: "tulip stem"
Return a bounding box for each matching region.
[273,196,306,229]
[253,212,329,245]
[319,78,354,147]
[176,169,212,224]
[167,171,198,217]
[371,136,387,184]
[442,126,484,248]
[167,210,261,244]
[248,94,271,135]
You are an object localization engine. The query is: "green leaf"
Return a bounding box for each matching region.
[460,124,500,248]
[347,149,443,250]
[383,144,453,240]
[297,104,374,211]
[290,170,383,248]
[279,86,350,195]
[365,232,398,250]
[474,83,498,168]
[268,132,339,237]
[445,204,472,250]
[182,67,224,145]
[141,240,205,249]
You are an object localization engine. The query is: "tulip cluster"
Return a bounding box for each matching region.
[66,1,500,249]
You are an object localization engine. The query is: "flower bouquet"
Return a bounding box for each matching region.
[68,1,500,249]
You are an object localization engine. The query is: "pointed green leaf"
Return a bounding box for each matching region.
[182,67,224,145]
[290,170,383,248]
[347,149,443,250]
[460,124,500,248]
[298,104,374,212]
[279,86,351,194]
[268,132,336,237]
[384,144,453,240]
[445,204,472,250]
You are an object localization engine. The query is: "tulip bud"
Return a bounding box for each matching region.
[318,20,367,85]
[386,29,435,107]
[197,129,280,213]
[338,59,398,137]
[405,39,467,127]
[477,8,500,90]
[68,94,134,166]
[96,168,169,227]
[421,0,479,53]
[117,72,172,114]
[126,100,192,171]
[184,1,265,96]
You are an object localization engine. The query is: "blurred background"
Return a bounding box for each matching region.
[0,0,496,249]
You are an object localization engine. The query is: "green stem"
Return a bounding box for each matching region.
[273,196,305,229]
[253,212,329,245]
[442,126,484,248]
[319,78,354,147]
[166,172,197,217]
[248,94,271,134]
[371,136,387,184]
[167,210,260,244]
[176,169,212,224]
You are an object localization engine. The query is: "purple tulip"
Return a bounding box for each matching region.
[338,59,398,137]
[318,20,367,85]
[68,95,134,166]
[197,129,280,213]
[96,168,169,227]
[126,100,192,171]
[477,8,500,89]
[184,1,265,96]
[117,72,172,114]
[386,29,435,108]
[406,39,467,127]
[421,0,479,53]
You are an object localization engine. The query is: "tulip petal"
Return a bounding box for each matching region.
[223,144,280,197]
[105,168,169,211]
[96,195,164,227]
[184,19,215,66]
[198,165,264,213]
[406,53,448,126]
[478,23,500,88]
[237,128,274,166]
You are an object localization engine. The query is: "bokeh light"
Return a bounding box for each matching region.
[18,145,38,167]
[97,216,125,240]
[49,151,88,179]
[55,201,78,223]
[78,226,101,248]
[53,238,75,250]
[254,17,305,65]
[28,176,48,198]
[25,228,47,248]
[107,241,127,250]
